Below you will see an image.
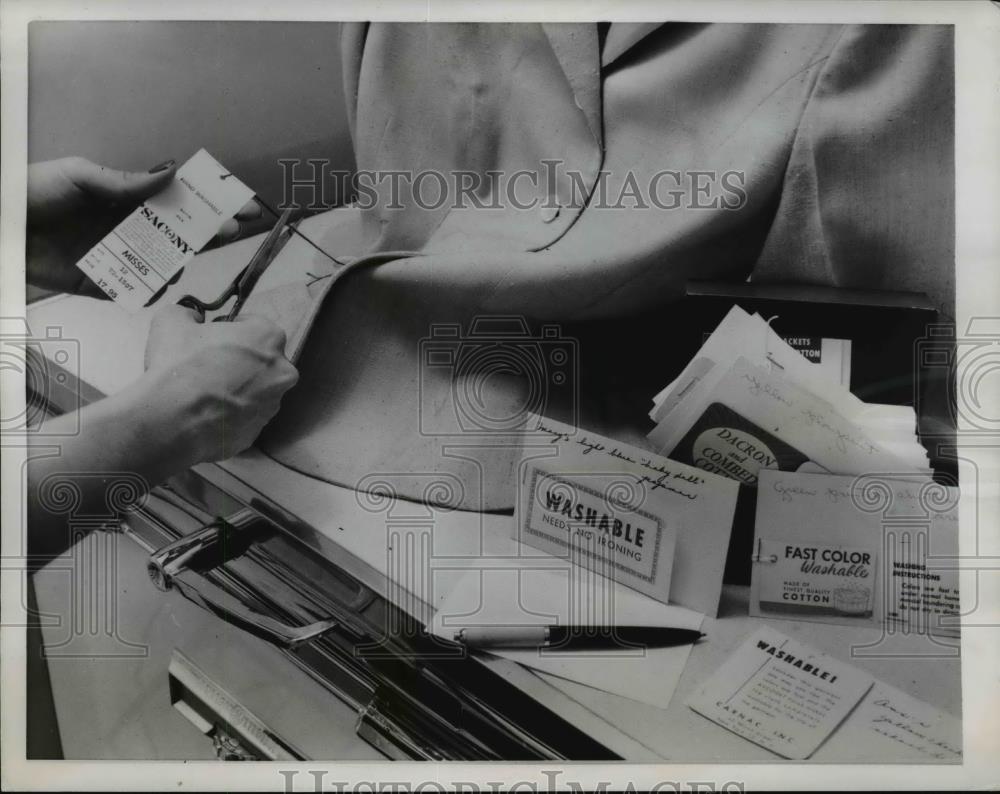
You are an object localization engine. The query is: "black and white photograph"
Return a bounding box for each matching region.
[1,1,998,790]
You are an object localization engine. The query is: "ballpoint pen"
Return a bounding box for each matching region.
[453,625,705,650]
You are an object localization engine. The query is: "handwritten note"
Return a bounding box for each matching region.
[666,358,923,477]
[816,682,962,762]
[648,306,928,476]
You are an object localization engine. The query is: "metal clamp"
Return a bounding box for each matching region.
[147,510,337,648]
[750,537,779,564]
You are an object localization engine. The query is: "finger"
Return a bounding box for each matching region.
[233,314,287,351]
[235,199,263,221]
[216,218,241,245]
[154,302,204,329]
[69,158,177,205]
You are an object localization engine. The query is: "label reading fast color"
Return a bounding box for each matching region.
[75,149,254,312]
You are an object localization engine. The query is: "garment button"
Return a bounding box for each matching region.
[539,203,561,223]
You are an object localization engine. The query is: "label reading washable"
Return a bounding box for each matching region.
[519,456,678,607]
[757,539,877,618]
[75,149,254,312]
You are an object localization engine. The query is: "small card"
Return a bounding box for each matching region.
[752,470,960,635]
[653,357,929,479]
[521,464,677,605]
[687,626,874,759]
[668,401,812,486]
[516,415,740,616]
[76,149,254,311]
[755,538,877,621]
[650,306,862,426]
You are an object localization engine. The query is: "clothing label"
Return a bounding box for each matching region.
[756,538,877,618]
[517,414,737,616]
[751,470,960,635]
[522,467,673,600]
[670,402,811,486]
[75,149,254,311]
[687,626,874,759]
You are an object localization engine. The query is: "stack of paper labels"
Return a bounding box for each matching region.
[647,306,931,483]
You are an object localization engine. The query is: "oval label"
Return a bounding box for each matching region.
[691,426,779,485]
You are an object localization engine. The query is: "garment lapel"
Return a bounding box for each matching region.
[540,23,603,147]
[601,22,665,68]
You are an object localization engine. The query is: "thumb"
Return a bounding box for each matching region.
[70,158,177,205]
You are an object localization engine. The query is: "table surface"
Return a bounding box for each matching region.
[26,213,962,762]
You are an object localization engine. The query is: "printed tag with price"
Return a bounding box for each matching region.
[75,149,254,312]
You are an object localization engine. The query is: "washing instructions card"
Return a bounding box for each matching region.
[751,469,960,635]
[75,149,254,311]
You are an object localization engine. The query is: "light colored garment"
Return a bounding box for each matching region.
[257,22,954,511]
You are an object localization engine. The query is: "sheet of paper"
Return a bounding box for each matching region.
[648,307,927,472]
[76,149,254,311]
[815,681,962,763]
[523,414,739,616]
[430,566,704,708]
[686,626,873,759]
[752,470,961,636]
[654,357,930,478]
[650,307,862,425]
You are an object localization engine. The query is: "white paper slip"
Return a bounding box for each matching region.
[687,626,874,759]
[815,682,962,763]
[655,357,931,478]
[649,306,861,425]
[76,149,254,311]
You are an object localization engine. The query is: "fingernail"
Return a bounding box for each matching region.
[149,159,176,174]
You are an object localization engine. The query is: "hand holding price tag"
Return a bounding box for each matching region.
[75,149,255,312]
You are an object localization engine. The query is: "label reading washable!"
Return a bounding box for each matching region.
[75,149,254,311]
[687,626,874,759]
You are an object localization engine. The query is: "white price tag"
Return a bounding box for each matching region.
[75,149,254,312]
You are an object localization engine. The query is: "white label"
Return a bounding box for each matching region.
[757,539,877,618]
[687,626,874,759]
[75,149,254,311]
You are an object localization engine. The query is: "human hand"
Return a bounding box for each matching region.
[138,304,299,468]
[26,156,261,297]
